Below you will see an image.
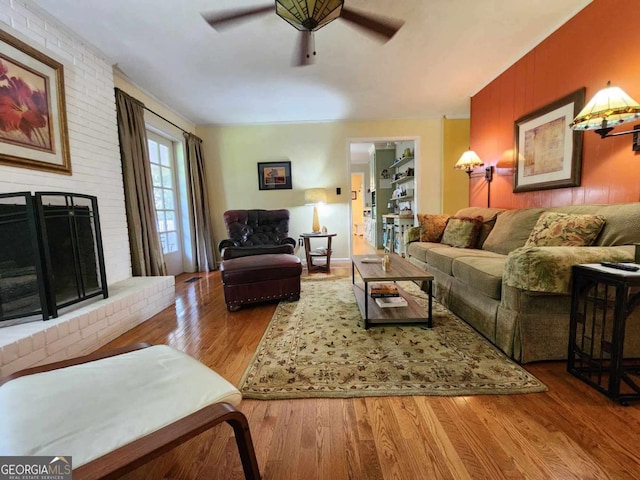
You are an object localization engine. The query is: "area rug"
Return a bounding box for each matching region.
[301,272,349,282]
[238,278,547,399]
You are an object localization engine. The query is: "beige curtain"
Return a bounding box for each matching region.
[184,133,217,271]
[115,88,166,276]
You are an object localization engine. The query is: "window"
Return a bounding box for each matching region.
[148,134,178,254]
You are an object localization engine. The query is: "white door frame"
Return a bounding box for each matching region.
[346,136,420,255]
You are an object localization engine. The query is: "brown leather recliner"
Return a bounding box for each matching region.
[218,209,301,311]
[218,209,296,260]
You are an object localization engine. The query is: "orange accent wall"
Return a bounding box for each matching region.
[470,0,640,209]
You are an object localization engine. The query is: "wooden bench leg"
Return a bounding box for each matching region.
[226,410,261,480]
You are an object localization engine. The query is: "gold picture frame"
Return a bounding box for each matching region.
[513,88,585,192]
[0,29,71,175]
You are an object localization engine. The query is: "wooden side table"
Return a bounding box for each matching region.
[300,233,336,273]
[568,263,640,405]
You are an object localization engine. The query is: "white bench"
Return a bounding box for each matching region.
[0,343,260,479]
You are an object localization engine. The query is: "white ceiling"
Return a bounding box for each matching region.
[30,0,591,126]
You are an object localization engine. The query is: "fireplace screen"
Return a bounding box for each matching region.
[0,193,47,321]
[0,192,108,324]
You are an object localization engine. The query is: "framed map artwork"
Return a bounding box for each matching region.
[513,88,585,192]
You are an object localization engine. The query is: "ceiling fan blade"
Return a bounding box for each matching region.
[293,31,315,67]
[201,4,273,31]
[340,7,404,42]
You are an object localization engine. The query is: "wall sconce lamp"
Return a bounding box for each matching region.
[570,82,640,151]
[304,188,327,233]
[484,166,493,208]
[454,149,484,176]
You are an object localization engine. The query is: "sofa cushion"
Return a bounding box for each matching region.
[417,213,450,242]
[476,217,497,249]
[482,208,545,254]
[524,212,605,247]
[455,207,506,219]
[451,256,506,300]
[441,216,482,248]
[454,207,506,248]
[593,203,640,245]
[426,247,504,276]
[406,241,446,264]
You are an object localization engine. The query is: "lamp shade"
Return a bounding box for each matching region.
[304,188,327,205]
[454,150,484,175]
[276,0,343,32]
[570,82,640,133]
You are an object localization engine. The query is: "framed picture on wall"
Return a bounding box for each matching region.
[257,161,292,190]
[351,190,357,200]
[513,88,585,192]
[0,29,72,175]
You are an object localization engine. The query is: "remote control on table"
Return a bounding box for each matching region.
[600,262,640,271]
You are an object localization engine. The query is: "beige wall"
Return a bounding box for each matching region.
[442,118,471,215]
[197,119,443,261]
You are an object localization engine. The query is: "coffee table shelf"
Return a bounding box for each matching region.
[352,283,428,326]
[351,254,433,328]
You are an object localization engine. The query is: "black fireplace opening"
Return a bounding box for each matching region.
[0,192,108,324]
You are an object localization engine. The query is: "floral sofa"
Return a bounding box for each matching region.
[405,203,640,363]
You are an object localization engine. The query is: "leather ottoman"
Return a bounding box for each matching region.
[220,254,302,311]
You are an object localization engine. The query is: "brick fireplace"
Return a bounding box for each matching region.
[0,191,175,377]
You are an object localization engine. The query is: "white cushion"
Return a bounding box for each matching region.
[0,345,241,467]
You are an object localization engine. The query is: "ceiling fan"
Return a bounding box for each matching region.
[201,1,404,66]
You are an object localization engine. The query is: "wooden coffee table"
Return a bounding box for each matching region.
[351,254,434,329]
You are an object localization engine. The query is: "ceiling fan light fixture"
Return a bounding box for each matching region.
[276,0,344,32]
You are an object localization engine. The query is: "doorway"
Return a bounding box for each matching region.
[347,137,419,257]
[350,172,372,255]
[147,131,184,275]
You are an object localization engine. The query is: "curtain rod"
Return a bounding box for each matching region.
[143,105,191,136]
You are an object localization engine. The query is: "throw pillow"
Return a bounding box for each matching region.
[476,216,498,249]
[417,214,450,242]
[440,216,483,248]
[524,212,606,247]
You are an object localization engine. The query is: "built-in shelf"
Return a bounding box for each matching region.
[391,175,415,185]
[391,194,414,201]
[390,156,414,169]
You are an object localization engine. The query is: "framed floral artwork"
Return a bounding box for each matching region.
[0,29,71,174]
[258,161,292,190]
[513,88,585,192]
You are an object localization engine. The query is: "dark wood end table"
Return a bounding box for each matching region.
[300,233,336,273]
[568,263,640,405]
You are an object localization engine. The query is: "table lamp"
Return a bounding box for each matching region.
[304,188,327,233]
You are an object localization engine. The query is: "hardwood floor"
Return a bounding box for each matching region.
[352,232,378,255]
[102,267,640,480]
